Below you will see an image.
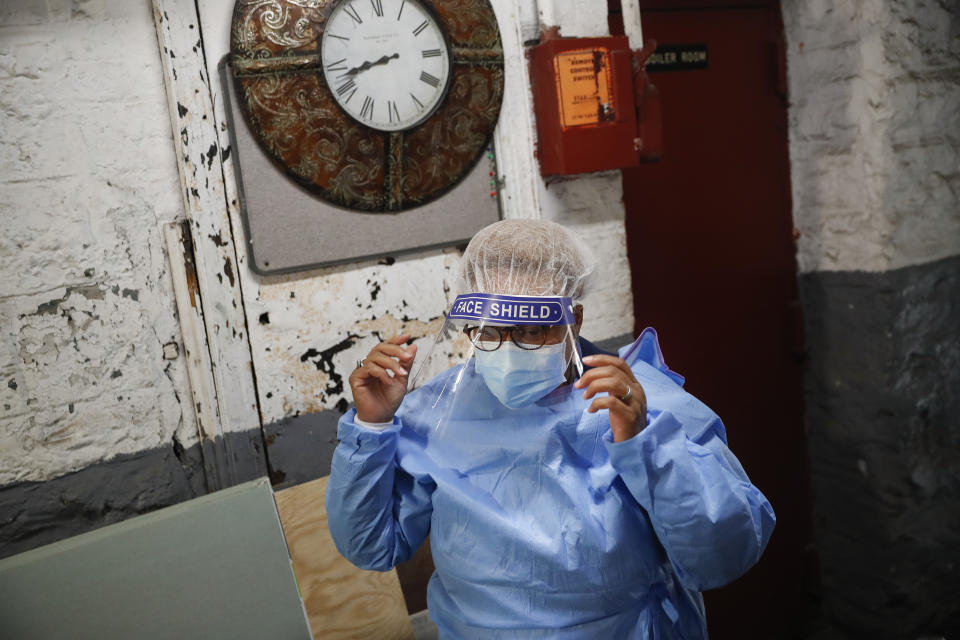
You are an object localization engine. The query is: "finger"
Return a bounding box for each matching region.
[358,360,401,386]
[372,342,416,363]
[580,355,636,380]
[386,334,412,345]
[586,395,639,417]
[574,365,632,389]
[366,352,408,378]
[581,378,634,401]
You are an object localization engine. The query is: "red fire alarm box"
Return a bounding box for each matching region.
[529,34,661,176]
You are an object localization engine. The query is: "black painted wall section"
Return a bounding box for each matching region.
[264,408,342,490]
[0,431,267,560]
[799,254,960,638]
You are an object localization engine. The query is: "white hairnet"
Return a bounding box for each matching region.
[458,219,596,302]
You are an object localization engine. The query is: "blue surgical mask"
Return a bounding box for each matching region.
[474,341,570,409]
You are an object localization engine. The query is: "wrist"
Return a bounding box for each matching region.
[611,411,646,443]
[355,415,394,431]
[355,409,395,424]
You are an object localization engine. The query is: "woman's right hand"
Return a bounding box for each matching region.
[349,334,418,423]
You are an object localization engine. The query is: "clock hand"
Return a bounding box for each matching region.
[344,53,399,76]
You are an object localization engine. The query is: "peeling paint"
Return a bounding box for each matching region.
[205,143,217,170]
[28,285,106,318]
[178,222,201,309]
[223,256,235,287]
[162,342,180,359]
[300,333,360,396]
[0,0,205,486]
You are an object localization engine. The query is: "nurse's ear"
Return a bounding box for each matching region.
[573,305,583,335]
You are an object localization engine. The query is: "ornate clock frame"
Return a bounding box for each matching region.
[230,0,505,212]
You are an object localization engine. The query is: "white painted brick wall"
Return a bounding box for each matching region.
[0,2,197,484]
[783,0,960,273]
[198,0,634,425]
[1,0,637,485]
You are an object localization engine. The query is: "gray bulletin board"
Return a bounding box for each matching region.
[219,58,503,275]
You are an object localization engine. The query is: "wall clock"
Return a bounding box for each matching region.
[229,0,504,212]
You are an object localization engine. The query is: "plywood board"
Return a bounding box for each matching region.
[275,476,415,640]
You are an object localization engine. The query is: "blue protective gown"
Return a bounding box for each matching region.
[326,329,775,639]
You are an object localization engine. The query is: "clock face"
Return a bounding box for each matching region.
[320,0,451,132]
[230,0,504,212]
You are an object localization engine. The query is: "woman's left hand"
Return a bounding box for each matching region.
[575,354,647,442]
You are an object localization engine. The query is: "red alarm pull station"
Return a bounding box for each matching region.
[529,33,662,176]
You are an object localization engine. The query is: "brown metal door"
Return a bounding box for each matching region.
[613,2,815,638]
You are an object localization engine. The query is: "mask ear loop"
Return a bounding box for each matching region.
[572,350,585,378]
[567,302,585,379]
[562,324,585,382]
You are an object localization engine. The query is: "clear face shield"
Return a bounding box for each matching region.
[406,293,583,437]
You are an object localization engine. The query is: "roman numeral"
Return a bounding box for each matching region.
[422,49,441,58]
[325,57,347,72]
[370,0,383,17]
[387,100,400,124]
[336,78,356,97]
[397,0,405,19]
[419,70,440,88]
[344,4,363,24]
[410,92,425,111]
[412,20,428,36]
[360,95,374,120]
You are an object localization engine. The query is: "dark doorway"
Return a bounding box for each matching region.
[611,1,815,638]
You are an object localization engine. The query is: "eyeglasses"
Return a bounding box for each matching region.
[463,324,566,351]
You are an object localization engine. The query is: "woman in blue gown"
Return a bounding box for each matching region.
[326,220,775,639]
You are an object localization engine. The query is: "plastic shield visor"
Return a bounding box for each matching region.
[406,294,583,436]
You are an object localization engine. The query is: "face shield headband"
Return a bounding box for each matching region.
[446,293,578,327]
[406,294,583,436]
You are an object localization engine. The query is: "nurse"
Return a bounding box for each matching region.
[326,219,775,638]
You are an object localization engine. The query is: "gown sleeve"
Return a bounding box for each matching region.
[325,408,435,571]
[604,330,776,591]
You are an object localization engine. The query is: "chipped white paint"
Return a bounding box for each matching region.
[783,0,960,273]
[620,0,644,51]
[163,222,233,490]
[0,2,197,483]
[538,0,609,39]
[542,171,634,340]
[190,0,634,426]
[153,0,261,439]
[490,0,545,222]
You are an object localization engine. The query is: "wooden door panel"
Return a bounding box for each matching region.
[617,4,815,638]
